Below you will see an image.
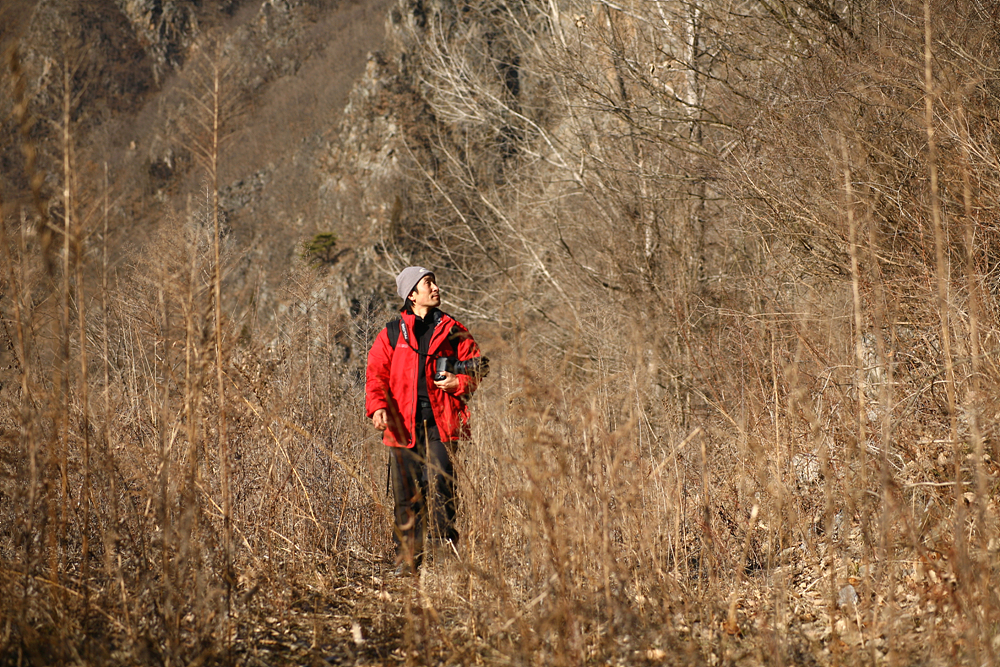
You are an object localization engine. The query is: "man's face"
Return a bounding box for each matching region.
[409,274,440,309]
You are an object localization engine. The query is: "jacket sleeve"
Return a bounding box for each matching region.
[365,328,393,418]
[453,333,484,398]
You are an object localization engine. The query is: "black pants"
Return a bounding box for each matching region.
[389,401,458,566]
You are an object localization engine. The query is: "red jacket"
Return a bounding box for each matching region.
[365,310,483,448]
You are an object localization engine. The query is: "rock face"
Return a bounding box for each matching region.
[3,0,524,348]
[112,0,202,82]
[2,0,394,327]
[318,0,528,297]
[1,0,158,199]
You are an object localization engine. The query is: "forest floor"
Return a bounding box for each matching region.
[225,543,943,667]
[233,550,467,667]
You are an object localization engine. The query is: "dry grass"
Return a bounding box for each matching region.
[2,0,1000,666]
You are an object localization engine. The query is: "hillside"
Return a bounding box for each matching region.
[2,0,1000,665]
[1,0,392,325]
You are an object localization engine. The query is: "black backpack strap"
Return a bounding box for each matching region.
[386,319,401,349]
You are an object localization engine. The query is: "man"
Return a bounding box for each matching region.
[365,267,487,574]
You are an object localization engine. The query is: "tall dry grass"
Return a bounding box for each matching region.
[353,0,1000,664]
[2,0,1000,665]
[0,40,393,665]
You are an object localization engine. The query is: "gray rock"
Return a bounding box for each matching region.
[838,584,858,610]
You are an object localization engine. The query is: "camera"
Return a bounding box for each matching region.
[434,355,490,381]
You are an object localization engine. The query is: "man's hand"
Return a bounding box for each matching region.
[372,408,388,431]
[433,371,460,394]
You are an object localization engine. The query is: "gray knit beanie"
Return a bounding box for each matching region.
[395,266,433,301]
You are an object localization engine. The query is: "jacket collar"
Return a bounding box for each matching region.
[398,308,451,351]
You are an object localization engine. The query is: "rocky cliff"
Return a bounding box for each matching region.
[1,0,395,332]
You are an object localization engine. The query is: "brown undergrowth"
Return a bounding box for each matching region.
[3,1,1000,666]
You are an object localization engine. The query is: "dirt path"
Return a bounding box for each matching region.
[234,551,472,666]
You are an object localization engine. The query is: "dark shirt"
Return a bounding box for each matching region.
[411,308,438,403]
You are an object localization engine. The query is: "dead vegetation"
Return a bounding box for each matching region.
[2,0,1000,665]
